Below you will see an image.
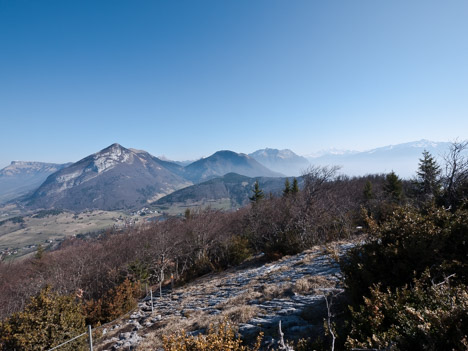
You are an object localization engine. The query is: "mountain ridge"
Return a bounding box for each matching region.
[0,161,71,204]
[249,148,309,176]
[183,150,283,183]
[25,144,192,211]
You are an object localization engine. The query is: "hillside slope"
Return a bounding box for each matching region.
[25,144,191,211]
[154,173,290,208]
[183,151,283,183]
[95,242,352,350]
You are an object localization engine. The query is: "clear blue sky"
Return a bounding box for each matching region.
[1,0,467,168]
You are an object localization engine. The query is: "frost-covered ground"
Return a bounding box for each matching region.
[95,242,355,350]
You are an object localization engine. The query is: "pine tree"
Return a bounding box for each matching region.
[363,180,373,200]
[283,178,291,197]
[249,181,264,203]
[291,178,299,195]
[35,244,44,260]
[384,171,403,202]
[415,150,442,199]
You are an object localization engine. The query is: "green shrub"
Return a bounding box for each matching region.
[341,205,468,349]
[227,235,252,265]
[346,273,468,351]
[84,278,141,326]
[342,205,468,304]
[0,286,86,351]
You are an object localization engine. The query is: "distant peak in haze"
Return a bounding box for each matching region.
[250,148,299,159]
[212,150,247,158]
[183,149,282,182]
[0,161,69,176]
[249,148,309,177]
[365,139,448,154]
[304,148,359,159]
[304,139,456,178]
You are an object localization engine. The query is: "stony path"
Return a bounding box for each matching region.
[96,242,353,350]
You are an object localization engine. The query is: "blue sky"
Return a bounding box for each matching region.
[1,0,467,168]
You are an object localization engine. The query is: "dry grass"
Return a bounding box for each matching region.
[222,305,261,324]
[293,275,336,295]
[259,283,293,301]
[293,253,318,266]
[215,289,262,309]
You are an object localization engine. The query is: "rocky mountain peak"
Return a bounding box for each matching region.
[90,143,133,174]
[25,144,191,211]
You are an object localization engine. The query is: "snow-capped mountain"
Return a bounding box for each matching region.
[249,148,309,176]
[306,140,454,178]
[304,148,359,159]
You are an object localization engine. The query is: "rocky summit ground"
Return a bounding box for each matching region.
[94,241,354,350]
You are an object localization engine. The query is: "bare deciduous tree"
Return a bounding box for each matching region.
[443,140,468,209]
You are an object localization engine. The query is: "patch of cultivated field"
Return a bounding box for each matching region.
[0,210,127,251]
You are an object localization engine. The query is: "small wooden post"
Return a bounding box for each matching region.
[150,288,154,313]
[88,325,93,351]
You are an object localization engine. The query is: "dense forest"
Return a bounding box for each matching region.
[0,141,467,350]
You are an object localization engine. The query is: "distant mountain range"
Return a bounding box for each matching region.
[183,150,283,182]
[6,144,286,211]
[307,140,453,178]
[0,139,463,211]
[0,161,71,203]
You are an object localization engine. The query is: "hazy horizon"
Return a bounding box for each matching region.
[0,138,458,171]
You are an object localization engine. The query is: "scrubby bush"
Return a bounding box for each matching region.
[227,235,252,266]
[341,204,468,349]
[163,319,262,351]
[346,274,468,351]
[0,286,86,351]
[342,205,468,304]
[84,278,141,326]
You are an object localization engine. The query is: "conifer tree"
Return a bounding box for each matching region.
[283,178,291,197]
[415,150,441,199]
[363,180,373,200]
[35,244,45,260]
[384,171,403,202]
[291,178,299,195]
[249,181,264,203]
